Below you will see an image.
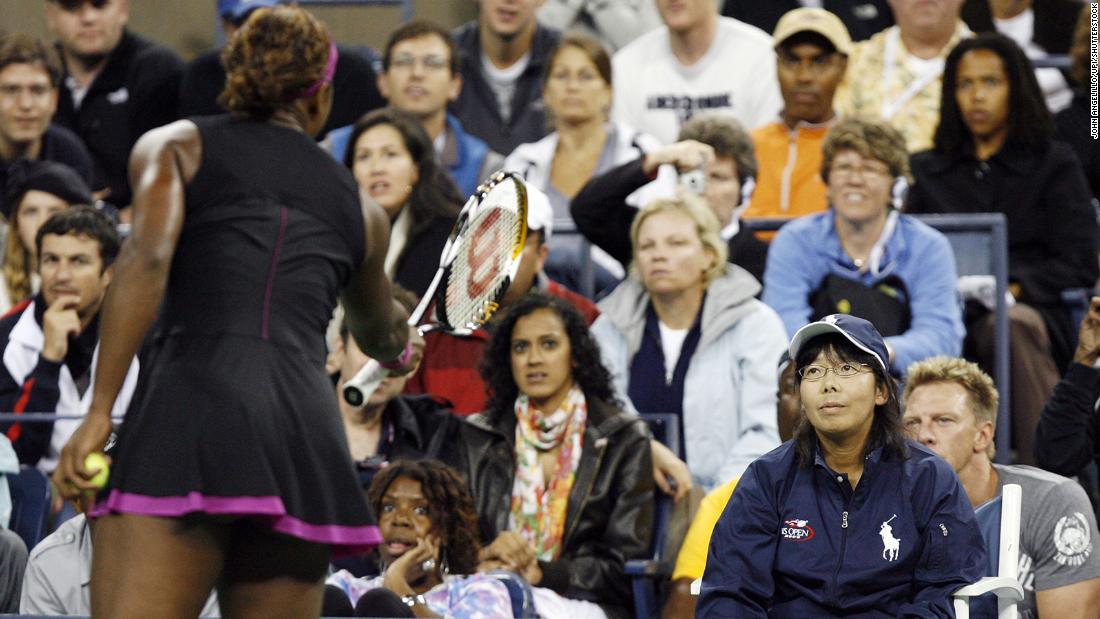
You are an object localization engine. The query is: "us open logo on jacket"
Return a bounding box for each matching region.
[1054,512,1093,567]
[781,519,815,542]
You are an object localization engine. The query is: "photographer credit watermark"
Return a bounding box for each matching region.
[1091,2,1098,139]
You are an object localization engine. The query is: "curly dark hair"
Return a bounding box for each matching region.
[934,33,1051,156]
[219,6,332,119]
[480,292,620,421]
[343,107,462,232]
[793,333,909,466]
[367,459,480,575]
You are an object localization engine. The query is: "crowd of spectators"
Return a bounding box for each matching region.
[1,0,1099,616]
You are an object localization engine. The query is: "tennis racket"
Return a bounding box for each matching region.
[342,171,529,407]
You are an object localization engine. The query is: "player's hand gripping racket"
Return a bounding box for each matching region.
[343,171,529,407]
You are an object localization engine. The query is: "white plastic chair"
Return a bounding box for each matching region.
[953,483,1025,619]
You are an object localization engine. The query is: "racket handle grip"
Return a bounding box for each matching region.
[342,360,385,409]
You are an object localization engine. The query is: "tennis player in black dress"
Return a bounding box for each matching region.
[53,7,419,618]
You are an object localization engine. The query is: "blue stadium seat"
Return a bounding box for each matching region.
[8,465,51,551]
[744,213,1014,464]
[626,413,682,619]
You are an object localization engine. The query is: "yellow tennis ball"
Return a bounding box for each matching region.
[84,452,110,489]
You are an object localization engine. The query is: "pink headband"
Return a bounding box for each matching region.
[293,40,338,101]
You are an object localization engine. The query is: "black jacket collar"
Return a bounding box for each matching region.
[468,394,636,447]
[923,142,1041,176]
[58,30,145,98]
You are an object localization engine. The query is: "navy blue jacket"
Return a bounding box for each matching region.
[698,439,986,618]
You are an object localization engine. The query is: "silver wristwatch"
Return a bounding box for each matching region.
[401,593,427,608]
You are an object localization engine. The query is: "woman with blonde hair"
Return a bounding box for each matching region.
[591,194,787,491]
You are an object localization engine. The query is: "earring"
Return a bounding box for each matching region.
[440,546,450,576]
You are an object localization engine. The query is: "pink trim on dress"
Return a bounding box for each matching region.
[89,489,382,555]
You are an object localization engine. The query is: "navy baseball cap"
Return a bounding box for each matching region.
[788,314,889,373]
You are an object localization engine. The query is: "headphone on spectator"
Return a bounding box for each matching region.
[891,176,909,209]
[739,176,756,208]
[726,175,756,225]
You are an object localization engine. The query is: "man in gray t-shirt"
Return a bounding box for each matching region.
[904,356,1100,618]
[986,464,1100,616]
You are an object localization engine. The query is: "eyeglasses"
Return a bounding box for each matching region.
[390,53,449,73]
[798,363,873,381]
[830,161,892,181]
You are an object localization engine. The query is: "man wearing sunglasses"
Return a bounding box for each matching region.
[44,0,182,213]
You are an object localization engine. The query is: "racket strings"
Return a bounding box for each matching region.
[444,204,523,329]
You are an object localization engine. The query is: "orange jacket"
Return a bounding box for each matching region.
[745,120,831,220]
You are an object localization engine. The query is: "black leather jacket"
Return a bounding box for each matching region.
[457,397,654,619]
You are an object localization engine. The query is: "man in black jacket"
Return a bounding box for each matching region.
[178,0,384,140]
[45,0,182,210]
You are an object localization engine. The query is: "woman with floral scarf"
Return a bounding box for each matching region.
[455,293,655,619]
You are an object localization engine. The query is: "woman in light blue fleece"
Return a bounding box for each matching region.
[762,117,963,377]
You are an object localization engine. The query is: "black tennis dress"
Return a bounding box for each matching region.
[91,115,380,554]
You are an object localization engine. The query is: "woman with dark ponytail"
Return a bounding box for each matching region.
[53,6,419,617]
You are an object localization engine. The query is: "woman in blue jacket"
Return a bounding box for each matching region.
[698,314,986,618]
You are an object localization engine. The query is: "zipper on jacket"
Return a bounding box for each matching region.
[562,436,606,544]
[831,491,852,604]
[780,129,799,213]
